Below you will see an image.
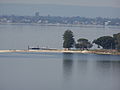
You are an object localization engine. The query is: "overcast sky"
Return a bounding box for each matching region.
[1,0,120,8]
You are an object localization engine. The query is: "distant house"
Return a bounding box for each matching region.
[28,45,53,50]
[28,45,40,50]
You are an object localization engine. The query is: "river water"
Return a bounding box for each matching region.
[0,24,120,90]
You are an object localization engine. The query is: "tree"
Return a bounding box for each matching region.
[63,30,75,49]
[93,36,115,49]
[113,33,120,51]
[75,38,92,50]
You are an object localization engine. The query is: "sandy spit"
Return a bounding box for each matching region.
[0,49,120,55]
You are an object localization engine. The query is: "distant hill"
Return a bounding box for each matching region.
[0,3,120,18]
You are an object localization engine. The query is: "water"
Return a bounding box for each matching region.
[0,24,120,49]
[0,24,120,90]
[0,52,120,90]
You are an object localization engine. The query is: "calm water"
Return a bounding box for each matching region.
[0,24,120,49]
[0,24,120,90]
[0,52,120,90]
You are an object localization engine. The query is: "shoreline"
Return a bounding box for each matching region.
[0,23,119,28]
[0,49,120,55]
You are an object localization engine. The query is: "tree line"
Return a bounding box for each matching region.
[63,30,120,51]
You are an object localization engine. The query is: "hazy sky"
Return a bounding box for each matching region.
[1,0,120,8]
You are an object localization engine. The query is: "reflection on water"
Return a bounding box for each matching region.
[95,61,120,76]
[95,61,113,72]
[0,53,120,90]
[63,53,73,80]
[94,61,120,90]
[62,53,74,90]
[62,53,120,90]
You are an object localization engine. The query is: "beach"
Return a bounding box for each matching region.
[0,49,120,55]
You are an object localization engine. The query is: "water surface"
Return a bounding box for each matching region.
[0,25,120,90]
[0,24,120,49]
[0,52,120,90]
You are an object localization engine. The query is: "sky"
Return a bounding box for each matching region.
[0,0,120,17]
[1,0,120,8]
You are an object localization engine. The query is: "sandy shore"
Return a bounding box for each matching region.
[0,49,120,55]
[0,49,85,53]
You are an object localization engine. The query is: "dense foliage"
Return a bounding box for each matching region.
[75,38,92,50]
[113,33,120,51]
[63,30,75,49]
[63,30,120,52]
[93,36,115,49]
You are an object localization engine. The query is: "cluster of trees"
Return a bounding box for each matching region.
[63,30,92,50]
[63,30,120,51]
[93,33,120,51]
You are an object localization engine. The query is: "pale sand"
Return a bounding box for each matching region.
[0,49,89,53]
[0,49,119,55]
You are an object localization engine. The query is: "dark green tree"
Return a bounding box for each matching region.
[63,30,75,49]
[113,33,120,51]
[93,36,115,49]
[75,38,93,50]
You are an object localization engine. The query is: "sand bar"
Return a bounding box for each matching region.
[0,49,85,53]
[0,49,120,55]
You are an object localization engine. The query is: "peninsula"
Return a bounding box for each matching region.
[0,49,120,55]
